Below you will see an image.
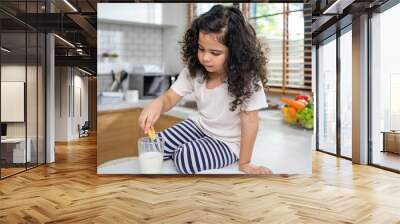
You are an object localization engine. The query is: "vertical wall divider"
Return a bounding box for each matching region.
[60,67,62,117]
[68,68,71,118]
[73,68,75,118]
[316,45,319,151]
[36,2,39,168]
[25,1,28,171]
[336,20,341,157]
[367,11,373,165]
[0,23,2,179]
[44,33,47,165]
[36,0,39,166]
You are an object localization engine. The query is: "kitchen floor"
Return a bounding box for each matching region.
[97,106,312,175]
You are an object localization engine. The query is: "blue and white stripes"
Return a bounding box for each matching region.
[157,119,238,174]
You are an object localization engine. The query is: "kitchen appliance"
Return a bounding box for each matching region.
[128,73,177,99]
[1,123,7,139]
[128,64,177,99]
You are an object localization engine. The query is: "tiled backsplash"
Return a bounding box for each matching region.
[97,74,113,93]
[97,4,188,97]
[98,22,163,74]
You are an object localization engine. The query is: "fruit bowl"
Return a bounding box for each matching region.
[280,96,314,129]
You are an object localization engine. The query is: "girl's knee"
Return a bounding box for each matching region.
[173,146,195,174]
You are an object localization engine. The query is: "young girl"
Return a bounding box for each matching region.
[138,5,271,174]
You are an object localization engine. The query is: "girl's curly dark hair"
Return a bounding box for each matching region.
[181,5,268,111]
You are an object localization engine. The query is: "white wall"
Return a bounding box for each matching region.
[55,67,89,141]
[77,75,89,124]
[97,3,188,77]
[55,67,68,141]
[1,65,26,81]
[162,3,188,74]
[1,63,46,164]
[97,22,163,74]
[72,74,89,138]
[1,65,32,137]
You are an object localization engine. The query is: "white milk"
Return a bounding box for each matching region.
[138,151,163,174]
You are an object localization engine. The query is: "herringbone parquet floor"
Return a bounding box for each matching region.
[0,135,399,224]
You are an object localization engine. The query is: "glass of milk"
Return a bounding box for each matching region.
[138,137,164,174]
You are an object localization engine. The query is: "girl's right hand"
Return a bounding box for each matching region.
[239,163,272,174]
[138,100,163,133]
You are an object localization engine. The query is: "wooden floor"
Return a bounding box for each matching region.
[1,135,400,223]
[1,167,26,178]
[373,150,400,171]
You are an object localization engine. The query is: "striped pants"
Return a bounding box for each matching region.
[157,119,238,174]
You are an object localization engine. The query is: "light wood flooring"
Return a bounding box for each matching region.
[372,150,400,171]
[0,135,400,223]
[1,167,25,178]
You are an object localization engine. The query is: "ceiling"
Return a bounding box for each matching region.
[0,0,165,74]
[311,0,389,42]
[0,0,102,74]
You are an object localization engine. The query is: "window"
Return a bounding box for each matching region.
[0,0,47,179]
[249,4,284,88]
[370,3,400,171]
[190,3,309,93]
[317,36,337,155]
[288,4,306,89]
[339,27,352,158]
[249,3,307,91]
[194,3,234,17]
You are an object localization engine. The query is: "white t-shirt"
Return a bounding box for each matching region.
[170,67,268,157]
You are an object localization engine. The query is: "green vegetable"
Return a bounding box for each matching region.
[296,104,314,129]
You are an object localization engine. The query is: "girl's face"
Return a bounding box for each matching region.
[197,31,228,76]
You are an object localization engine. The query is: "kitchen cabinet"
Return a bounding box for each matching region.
[381,131,400,154]
[97,3,182,27]
[97,107,182,166]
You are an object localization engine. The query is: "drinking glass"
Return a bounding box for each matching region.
[137,136,164,174]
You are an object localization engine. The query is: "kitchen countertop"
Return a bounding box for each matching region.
[97,98,313,174]
[98,99,198,120]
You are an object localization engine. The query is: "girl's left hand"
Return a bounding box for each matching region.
[239,163,272,174]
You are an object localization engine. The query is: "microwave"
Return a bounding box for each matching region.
[128,73,178,99]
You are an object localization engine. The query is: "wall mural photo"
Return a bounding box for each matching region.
[97,3,313,175]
